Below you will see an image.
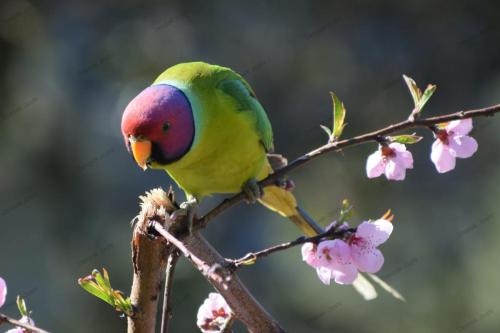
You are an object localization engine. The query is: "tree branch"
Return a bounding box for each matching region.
[128,189,176,333]
[230,227,354,269]
[197,103,500,226]
[131,188,286,333]
[150,221,286,332]
[160,249,180,333]
[0,313,50,333]
[150,221,229,288]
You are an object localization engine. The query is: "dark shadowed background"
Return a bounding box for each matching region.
[1,1,499,332]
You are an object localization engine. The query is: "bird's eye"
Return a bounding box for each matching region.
[162,122,171,132]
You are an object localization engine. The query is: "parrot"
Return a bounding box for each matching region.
[121,61,322,236]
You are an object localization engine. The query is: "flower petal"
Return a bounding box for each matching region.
[447,118,473,135]
[211,293,230,312]
[449,135,478,159]
[366,151,385,178]
[356,220,393,246]
[330,262,359,285]
[301,243,320,268]
[384,158,406,181]
[396,150,414,169]
[0,277,6,308]
[196,293,232,332]
[351,246,385,273]
[430,140,456,173]
[317,240,352,266]
[5,328,24,333]
[316,267,332,285]
[388,142,407,152]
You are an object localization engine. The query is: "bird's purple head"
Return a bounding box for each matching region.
[121,84,194,169]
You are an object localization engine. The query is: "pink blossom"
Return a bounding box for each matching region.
[349,219,393,273]
[301,221,345,269]
[196,293,232,333]
[431,119,478,173]
[301,218,393,285]
[0,277,6,308]
[316,240,358,285]
[366,143,413,181]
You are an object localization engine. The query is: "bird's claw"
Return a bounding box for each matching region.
[276,177,295,191]
[169,197,198,234]
[242,178,263,204]
[169,207,188,221]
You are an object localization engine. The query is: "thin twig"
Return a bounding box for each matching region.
[230,228,354,268]
[197,103,500,227]
[150,221,229,287]
[0,313,50,333]
[161,249,180,333]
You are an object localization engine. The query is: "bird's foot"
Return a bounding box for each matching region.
[242,178,263,204]
[276,177,295,192]
[170,197,198,234]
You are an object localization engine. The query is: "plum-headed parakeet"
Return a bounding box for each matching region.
[121,62,322,236]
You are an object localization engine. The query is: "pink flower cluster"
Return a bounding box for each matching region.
[302,219,393,285]
[0,277,35,333]
[366,119,478,180]
[196,293,232,333]
[430,119,478,173]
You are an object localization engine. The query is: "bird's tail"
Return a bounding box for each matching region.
[257,156,323,237]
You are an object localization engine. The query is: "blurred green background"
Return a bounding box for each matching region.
[1,0,499,332]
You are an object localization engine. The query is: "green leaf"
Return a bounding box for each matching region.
[319,124,332,138]
[418,84,437,111]
[402,75,421,107]
[79,269,134,316]
[367,273,406,302]
[16,296,28,317]
[389,134,423,144]
[330,92,346,140]
[94,268,112,291]
[403,75,437,118]
[78,276,113,305]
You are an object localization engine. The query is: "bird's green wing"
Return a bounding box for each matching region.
[217,74,274,152]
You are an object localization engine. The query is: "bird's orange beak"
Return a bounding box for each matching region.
[129,137,152,171]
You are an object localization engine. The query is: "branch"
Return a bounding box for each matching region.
[150,222,229,288]
[132,188,285,333]
[230,227,354,268]
[151,222,286,332]
[160,249,180,333]
[0,313,50,333]
[128,189,176,333]
[197,103,500,226]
